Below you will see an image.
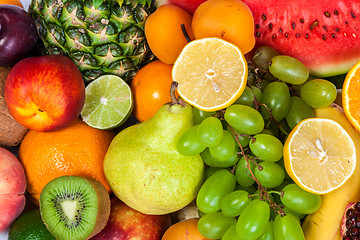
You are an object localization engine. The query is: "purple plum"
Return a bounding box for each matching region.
[0,5,39,66]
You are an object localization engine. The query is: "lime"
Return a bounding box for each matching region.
[81,75,133,129]
[8,209,55,240]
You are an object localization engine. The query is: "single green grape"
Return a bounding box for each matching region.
[197,116,224,147]
[225,104,264,135]
[254,161,285,188]
[193,108,215,125]
[249,134,283,162]
[196,169,236,213]
[226,126,251,148]
[251,85,263,104]
[222,223,242,240]
[282,206,306,220]
[285,96,314,129]
[269,55,309,85]
[300,79,337,108]
[235,156,256,187]
[176,125,206,156]
[204,166,226,180]
[281,183,322,214]
[253,46,279,69]
[273,213,305,240]
[235,184,257,194]
[209,130,236,161]
[220,190,251,217]
[201,147,239,168]
[235,86,255,106]
[236,199,270,240]
[257,220,275,240]
[198,212,236,239]
[261,81,291,122]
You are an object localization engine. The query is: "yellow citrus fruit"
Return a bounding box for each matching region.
[18,118,115,204]
[343,59,360,132]
[172,37,248,111]
[283,117,357,194]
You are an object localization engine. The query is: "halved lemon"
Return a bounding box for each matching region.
[172,37,248,111]
[284,118,356,194]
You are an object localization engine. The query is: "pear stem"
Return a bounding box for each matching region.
[170,81,180,105]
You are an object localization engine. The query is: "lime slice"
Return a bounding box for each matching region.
[81,75,133,129]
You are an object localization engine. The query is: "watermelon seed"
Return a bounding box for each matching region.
[291,22,296,29]
[262,14,267,21]
[351,11,356,18]
[331,34,336,38]
[322,35,326,40]
[300,18,304,23]
[296,33,300,38]
[269,23,273,30]
[334,10,339,15]
[324,11,331,18]
[310,20,319,31]
[285,32,289,38]
[323,25,328,31]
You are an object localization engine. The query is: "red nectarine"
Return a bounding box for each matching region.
[0,147,26,232]
[4,55,85,132]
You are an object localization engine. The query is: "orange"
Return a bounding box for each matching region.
[161,218,210,240]
[0,0,23,7]
[343,59,360,132]
[18,118,115,204]
[145,4,194,64]
[192,0,255,54]
[131,60,177,122]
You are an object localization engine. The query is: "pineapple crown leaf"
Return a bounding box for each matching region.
[93,0,105,9]
[116,0,153,8]
[92,0,152,9]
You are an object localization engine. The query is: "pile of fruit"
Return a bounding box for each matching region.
[2,0,360,239]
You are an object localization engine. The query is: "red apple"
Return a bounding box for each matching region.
[4,55,85,132]
[0,147,26,232]
[155,0,208,15]
[90,198,172,240]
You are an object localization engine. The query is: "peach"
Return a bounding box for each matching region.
[0,147,26,232]
[4,55,85,132]
[91,198,172,240]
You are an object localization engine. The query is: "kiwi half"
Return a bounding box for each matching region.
[39,176,111,240]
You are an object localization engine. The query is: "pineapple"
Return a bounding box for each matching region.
[29,0,155,83]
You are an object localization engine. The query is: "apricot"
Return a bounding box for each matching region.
[192,0,255,54]
[145,4,194,64]
[162,218,210,240]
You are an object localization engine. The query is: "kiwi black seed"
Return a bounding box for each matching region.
[39,175,111,240]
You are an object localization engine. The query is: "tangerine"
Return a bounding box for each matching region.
[145,4,194,64]
[192,0,255,54]
[0,0,23,8]
[18,118,115,204]
[131,60,177,122]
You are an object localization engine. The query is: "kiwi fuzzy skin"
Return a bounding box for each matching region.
[84,177,111,239]
[0,66,29,147]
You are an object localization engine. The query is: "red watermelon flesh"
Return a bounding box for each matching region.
[243,0,360,77]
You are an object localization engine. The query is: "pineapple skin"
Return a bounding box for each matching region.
[29,0,155,83]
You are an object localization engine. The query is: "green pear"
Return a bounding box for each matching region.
[103,92,204,215]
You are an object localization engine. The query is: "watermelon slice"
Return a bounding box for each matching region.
[243,0,360,77]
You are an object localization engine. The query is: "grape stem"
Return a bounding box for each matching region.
[227,123,286,216]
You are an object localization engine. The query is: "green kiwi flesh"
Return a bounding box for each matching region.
[39,176,110,240]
